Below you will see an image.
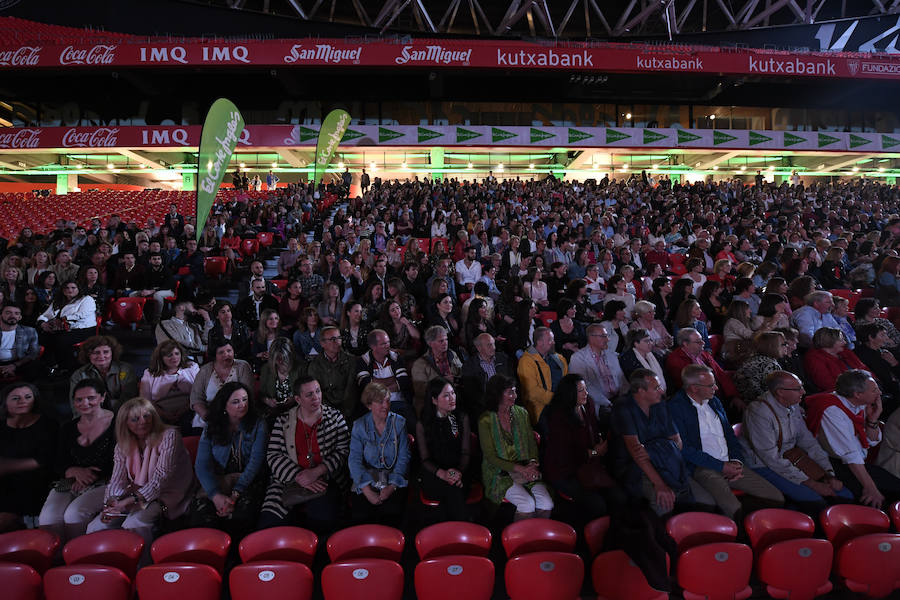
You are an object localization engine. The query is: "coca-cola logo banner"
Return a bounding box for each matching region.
[0,36,899,80]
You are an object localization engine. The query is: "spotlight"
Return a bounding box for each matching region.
[467,162,473,169]
[337,162,344,169]
[625,113,632,119]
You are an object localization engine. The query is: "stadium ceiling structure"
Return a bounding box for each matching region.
[200,0,900,38]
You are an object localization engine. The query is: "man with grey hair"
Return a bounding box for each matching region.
[665,327,739,406]
[569,323,628,426]
[517,326,568,425]
[460,332,514,419]
[792,290,840,348]
[806,369,900,507]
[740,371,853,512]
[411,325,463,416]
[669,364,784,519]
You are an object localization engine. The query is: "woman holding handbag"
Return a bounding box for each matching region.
[542,374,625,519]
[37,280,97,373]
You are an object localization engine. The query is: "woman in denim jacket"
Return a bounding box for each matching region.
[349,382,410,527]
[193,381,267,535]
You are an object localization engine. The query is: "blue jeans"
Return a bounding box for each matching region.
[752,466,854,508]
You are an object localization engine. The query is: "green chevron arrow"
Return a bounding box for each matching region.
[713,130,738,145]
[849,134,872,149]
[783,132,805,147]
[456,127,481,143]
[677,130,702,144]
[341,128,364,142]
[818,133,840,148]
[748,131,773,146]
[418,127,443,143]
[530,128,555,143]
[492,127,516,142]
[883,134,900,149]
[606,129,631,144]
[297,126,318,142]
[643,130,668,144]
[379,127,404,143]
[568,128,592,143]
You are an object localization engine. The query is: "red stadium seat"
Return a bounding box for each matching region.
[836,533,900,598]
[757,538,833,600]
[136,563,222,600]
[414,522,491,560]
[240,238,260,258]
[107,297,147,328]
[501,518,577,558]
[744,508,815,554]
[256,231,274,248]
[890,500,900,530]
[584,516,611,558]
[0,562,41,600]
[414,238,430,254]
[326,525,404,562]
[271,279,287,292]
[43,565,131,600]
[414,555,493,600]
[504,551,584,600]
[62,530,144,580]
[321,559,403,600]
[419,481,484,508]
[591,550,668,600]
[229,561,313,600]
[676,542,753,600]
[537,311,556,327]
[204,256,227,279]
[0,529,59,574]
[820,504,890,549]
[182,435,201,464]
[665,512,738,554]
[150,528,231,574]
[238,527,318,565]
[708,334,723,359]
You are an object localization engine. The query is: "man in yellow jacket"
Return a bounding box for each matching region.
[517,327,568,424]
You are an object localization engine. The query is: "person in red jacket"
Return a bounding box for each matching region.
[803,327,871,393]
[665,327,741,411]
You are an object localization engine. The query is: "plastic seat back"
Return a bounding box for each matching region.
[414,555,494,600]
[0,562,41,600]
[890,500,900,531]
[240,239,259,257]
[256,232,274,247]
[108,297,146,326]
[677,542,753,600]
[0,529,60,574]
[820,504,890,549]
[504,551,584,600]
[182,435,201,465]
[321,558,403,600]
[44,565,131,600]
[837,533,900,599]
[591,550,668,600]
[229,561,313,600]
[501,518,577,558]
[238,526,318,565]
[744,508,815,553]
[758,538,833,600]
[150,528,231,574]
[136,563,222,600]
[415,522,491,560]
[666,512,738,554]
[326,525,404,562]
[204,257,227,277]
[62,530,144,580]
[584,516,611,558]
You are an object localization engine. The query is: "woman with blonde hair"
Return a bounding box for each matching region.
[139,340,199,432]
[86,398,193,550]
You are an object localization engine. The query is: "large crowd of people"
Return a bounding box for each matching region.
[1,173,900,570]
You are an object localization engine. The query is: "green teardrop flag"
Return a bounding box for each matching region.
[314,109,351,185]
[197,98,244,241]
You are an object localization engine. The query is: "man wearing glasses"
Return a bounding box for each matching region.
[308,326,358,421]
[669,364,784,520]
[739,371,852,513]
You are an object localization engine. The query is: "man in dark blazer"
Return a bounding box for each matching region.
[668,364,784,520]
[460,333,515,420]
[235,278,279,331]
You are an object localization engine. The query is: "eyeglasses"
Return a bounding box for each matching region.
[778,387,804,392]
[590,333,609,338]
[322,337,342,343]
[694,383,718,388]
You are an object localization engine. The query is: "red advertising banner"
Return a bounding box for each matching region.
[0,37,897,80]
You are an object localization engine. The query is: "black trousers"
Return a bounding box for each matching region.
[831,458,900,505]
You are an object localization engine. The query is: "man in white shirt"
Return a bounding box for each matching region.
[455,246,482,294]
[806,369,900,508]
[669,364,784,519]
